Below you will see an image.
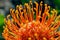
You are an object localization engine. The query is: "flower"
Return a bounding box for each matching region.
[2,1,60,40]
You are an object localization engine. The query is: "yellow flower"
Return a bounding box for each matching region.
[2,1,60,40]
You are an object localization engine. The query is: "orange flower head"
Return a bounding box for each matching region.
[2,1,60,40]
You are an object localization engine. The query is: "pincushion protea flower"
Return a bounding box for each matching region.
[2,1,60,40]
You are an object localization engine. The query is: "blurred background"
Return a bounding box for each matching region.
[0,0,60,40]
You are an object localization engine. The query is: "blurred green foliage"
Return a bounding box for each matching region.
[54,0,60,15]
[0,14,4,40]
[54,0,60,9]
[21,0,29,5]
[0,14,4,26]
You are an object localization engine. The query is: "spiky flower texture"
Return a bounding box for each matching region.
[2,1,60,40]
